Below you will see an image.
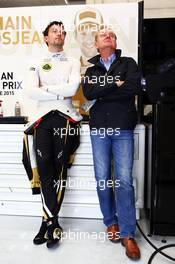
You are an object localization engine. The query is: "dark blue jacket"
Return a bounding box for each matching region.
[82,49,141,130]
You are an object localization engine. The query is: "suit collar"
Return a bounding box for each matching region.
[88,49,122,67]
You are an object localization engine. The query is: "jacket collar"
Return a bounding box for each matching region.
[46,50,65,59]
[88,49,122,67]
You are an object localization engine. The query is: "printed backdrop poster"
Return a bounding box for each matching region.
[0,3,138,120]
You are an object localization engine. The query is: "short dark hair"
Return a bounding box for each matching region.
[42,21,66,37]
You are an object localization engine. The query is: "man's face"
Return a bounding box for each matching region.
[75,23,98,58]
[95,28,116,52]
[44,24,65,48]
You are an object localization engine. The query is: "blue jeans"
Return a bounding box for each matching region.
[90,129,136,238]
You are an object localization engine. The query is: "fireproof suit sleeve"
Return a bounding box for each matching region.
[27,65,57,101]
[27,59,80,101]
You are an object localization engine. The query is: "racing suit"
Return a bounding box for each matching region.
[23,51,82,220]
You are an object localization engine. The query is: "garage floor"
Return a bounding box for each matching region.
[0,215,175,264]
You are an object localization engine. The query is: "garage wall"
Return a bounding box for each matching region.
[86,0,175,18]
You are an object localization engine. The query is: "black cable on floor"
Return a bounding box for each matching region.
[136,222,175,263]
[148,244,175,264]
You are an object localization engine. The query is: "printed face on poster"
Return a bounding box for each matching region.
[0,3,138,119]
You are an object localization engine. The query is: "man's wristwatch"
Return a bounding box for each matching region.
[57,95,64,100]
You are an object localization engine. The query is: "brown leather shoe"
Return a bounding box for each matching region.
[107,224,120,243]
[121,237,141,260]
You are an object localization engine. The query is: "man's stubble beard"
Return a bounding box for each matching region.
[54,39,65,49]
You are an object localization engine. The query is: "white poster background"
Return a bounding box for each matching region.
[0,3,138,119]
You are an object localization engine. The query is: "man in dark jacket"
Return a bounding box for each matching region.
[82,26,141,260]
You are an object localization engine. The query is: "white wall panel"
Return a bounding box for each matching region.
[87,0,175,18]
